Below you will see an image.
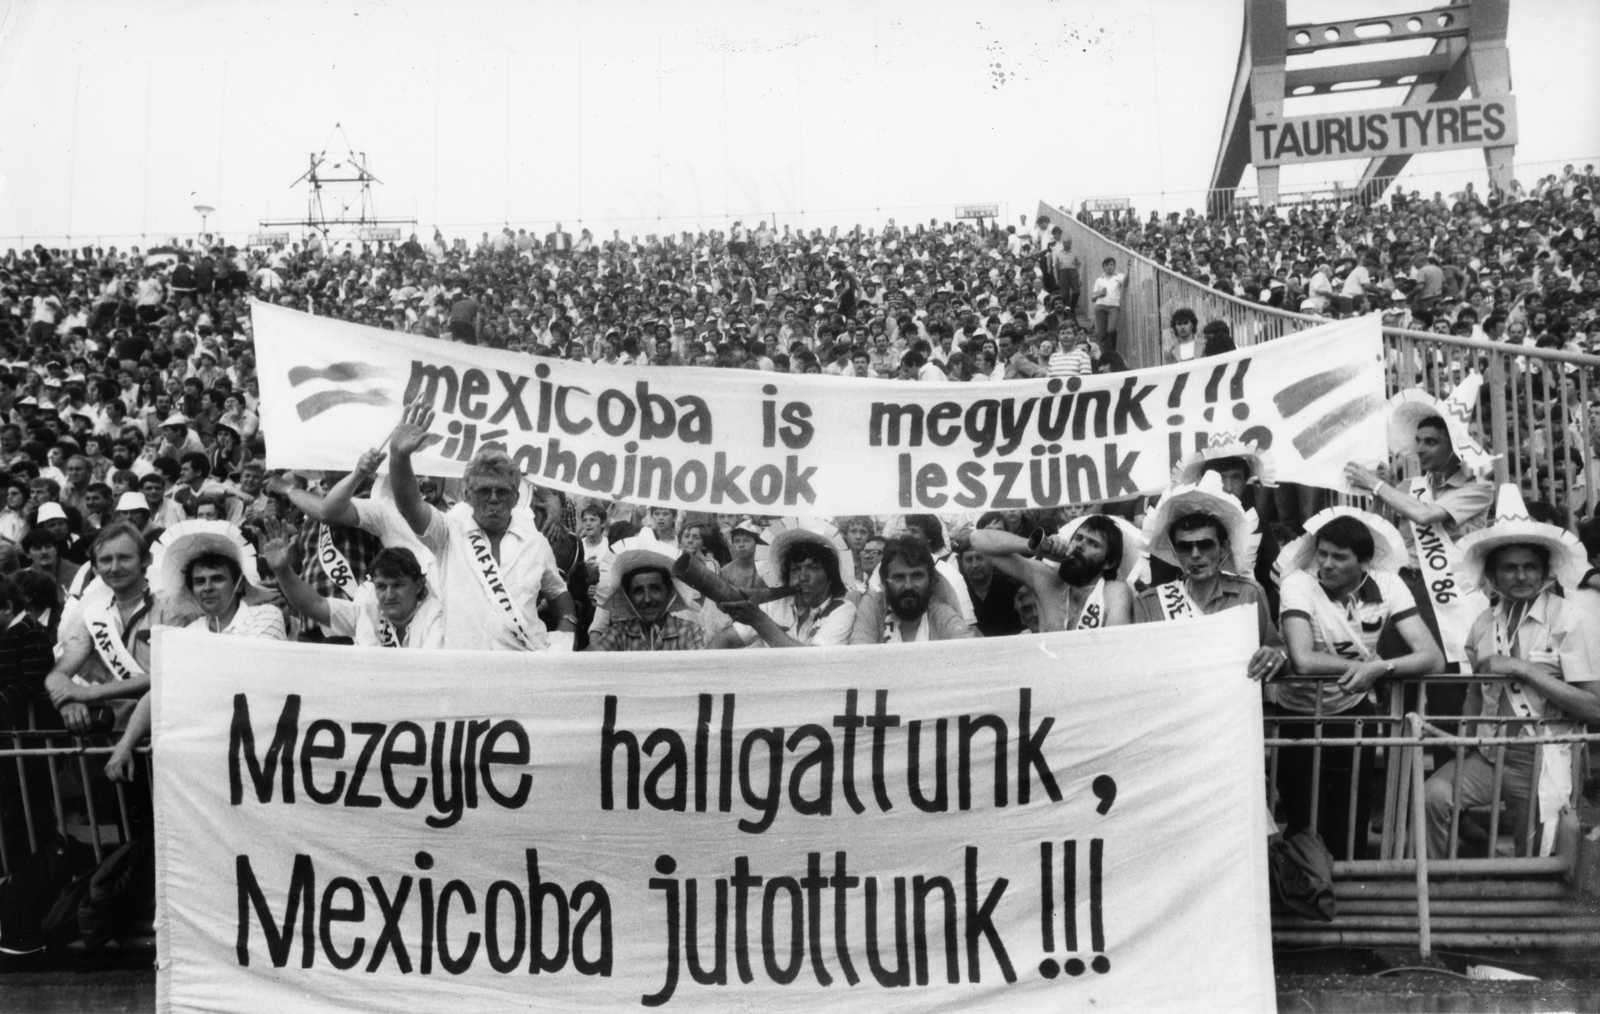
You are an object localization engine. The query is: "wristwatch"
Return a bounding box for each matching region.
[1383,662,1395,679]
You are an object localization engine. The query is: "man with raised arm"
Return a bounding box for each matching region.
[333,400,577,652]
[969,513,1138,631]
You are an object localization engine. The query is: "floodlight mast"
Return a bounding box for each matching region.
[257,123,415,246]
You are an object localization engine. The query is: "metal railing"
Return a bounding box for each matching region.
[1265,675,1600,955]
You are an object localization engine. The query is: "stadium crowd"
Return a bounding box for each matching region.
[0,166,1598,952]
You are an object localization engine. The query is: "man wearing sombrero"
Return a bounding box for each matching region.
[1132,472,1286,681]
[1423,484,1600,858]
[1277,508,1444,860]
[587,548,707,652]
[1344,385,1493,665]
[969,514,1138,631]
[717,523,856,648]
[1158,434,1280,615]
[153,519,286,639]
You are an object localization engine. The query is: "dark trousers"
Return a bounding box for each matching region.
[1271,699,1377,860]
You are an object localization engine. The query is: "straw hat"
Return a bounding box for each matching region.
[599,534,699,621]
[1278,507,1409,576]
[1386,376,1496,472]
[1037,514,1148,583]
[1455,484,1586,592]
[1170,432,1277,488]
[151,519,275,608]
[759,518,850,588]
[1141,471,1253,575]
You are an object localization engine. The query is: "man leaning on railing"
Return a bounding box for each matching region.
[1423,484,1600,859]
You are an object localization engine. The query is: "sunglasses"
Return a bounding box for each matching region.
[1172,538,1218,554]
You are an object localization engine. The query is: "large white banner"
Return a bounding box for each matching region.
[153,611,1275,1013]
[252,301,1384,514]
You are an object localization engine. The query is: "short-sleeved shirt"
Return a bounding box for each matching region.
[731,595,857,648]
[1397,465,1493,568]
[1278,569,1417,715]
[1463,592,1599,733]
[359,499,564,651]
[1131,573,1282,650]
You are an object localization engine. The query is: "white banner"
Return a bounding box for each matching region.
[153,611,1275,1013]
[252,302,1385,514]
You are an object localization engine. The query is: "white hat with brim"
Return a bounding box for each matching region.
[35,502,68,524]
[159,412,190,429]
[1051,514,1147,583]
[760,518,850,589]
[1171,432,1277,488]
[601,537,700,621]
[1456,484,1586,592]
[729,517,767,544]
[1279,507,1409,576]
[151,520,275,608]
[1387,378,1497,472]
[115,492,149,513]
[1141,471,1253,575]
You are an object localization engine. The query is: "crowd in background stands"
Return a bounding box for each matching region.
[1093,163,1599,348]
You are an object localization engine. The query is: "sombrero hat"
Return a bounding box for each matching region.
[759,518,850,589]
[1031,514,1148,583]
[1171,432,1277,488]
[1455,483,1586,592]
[1278,507,1409,576]
[151,519,275,608]
[1141,471,1253,575]
[1387,376,1497,473]
[599,534,700,621]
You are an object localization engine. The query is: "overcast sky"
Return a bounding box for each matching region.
[0,0,1595,246]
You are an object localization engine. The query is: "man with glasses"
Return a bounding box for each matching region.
[318,401,578,652]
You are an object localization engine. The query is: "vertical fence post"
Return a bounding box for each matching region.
[1408,713,1432,957]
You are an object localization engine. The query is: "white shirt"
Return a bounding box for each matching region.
[731,595,857,648]
[1091,272,1127,307]
[186,599,286,640]
[358,499,564,651]
[326,584,446,649]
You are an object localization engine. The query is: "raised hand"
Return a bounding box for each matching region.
[260,518,296,573]
[355,446,389,477]
[389,399,436,458]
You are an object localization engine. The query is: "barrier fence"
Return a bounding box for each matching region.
[1266,675,1600,954]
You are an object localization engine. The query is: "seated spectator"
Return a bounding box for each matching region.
[717,526,856,648]
[1425,484,1600,858]
[586,550,707,652]
[971,513,1140,631]
[154,520,286,639]
[720,517,766,592]
[1276,509,1443,860]
[849,538,975,643]
[265,532,442,649]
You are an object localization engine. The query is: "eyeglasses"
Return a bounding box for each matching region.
[1172,538,1217,554]
[468,486,517,503]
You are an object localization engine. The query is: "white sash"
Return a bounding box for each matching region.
[1074,578,1108,630]
[1154,580,1198,622]
[1306,579,1378,663]
[1409,476,1488,664]
[376,612,402,649]
[463,526,539,651]
[1485,601,1571,856]
[317,524,359,600]
[80,595,146,682]
[880,606,931,643]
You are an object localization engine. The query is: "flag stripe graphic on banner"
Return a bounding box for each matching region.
[251,302,1384,515]
[153,611,1275,1013]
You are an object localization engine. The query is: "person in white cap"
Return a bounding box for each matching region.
[1423,484,1600,858]
[113,491,153,533]
[970,514,1138,631]
[1276,508,1444,860]
[1132,473,1286,680]
[155,412,204,460]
